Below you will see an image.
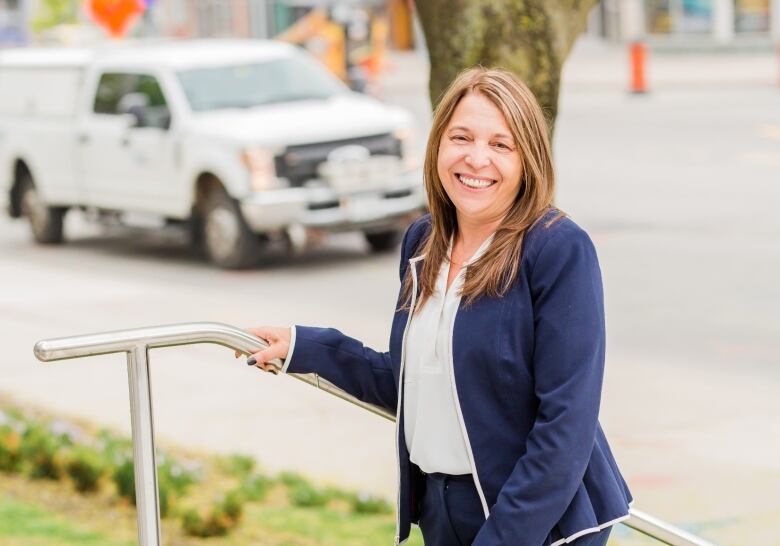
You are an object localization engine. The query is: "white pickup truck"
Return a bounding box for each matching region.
[0,40,425,268]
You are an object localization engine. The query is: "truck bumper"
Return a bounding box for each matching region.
[239,172,426,234]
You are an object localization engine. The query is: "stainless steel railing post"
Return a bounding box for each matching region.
[126,344,161,546]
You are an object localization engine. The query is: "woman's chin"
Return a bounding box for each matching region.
[454,205,497,224]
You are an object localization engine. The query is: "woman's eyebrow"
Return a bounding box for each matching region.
[447,125,512,140]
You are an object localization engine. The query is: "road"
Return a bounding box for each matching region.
[1,43,779,545]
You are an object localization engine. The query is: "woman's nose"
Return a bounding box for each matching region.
[465,147,491,169]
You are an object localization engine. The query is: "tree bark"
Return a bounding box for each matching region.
[415,0,597,133]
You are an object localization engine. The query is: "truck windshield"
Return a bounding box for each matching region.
[176,55,347,112]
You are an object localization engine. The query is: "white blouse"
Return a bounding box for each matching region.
[403,234,493,475]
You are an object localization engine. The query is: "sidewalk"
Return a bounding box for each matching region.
[379,36,779,101]
[562,37,778,90]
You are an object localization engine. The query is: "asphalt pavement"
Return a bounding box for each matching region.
[1,39,779,545]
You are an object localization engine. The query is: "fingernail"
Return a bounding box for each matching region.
[247,357,256,366]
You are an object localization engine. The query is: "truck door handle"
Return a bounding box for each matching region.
[120,136,131,147]
[78,133,90,144]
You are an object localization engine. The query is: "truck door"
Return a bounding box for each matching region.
[79,71,178,216]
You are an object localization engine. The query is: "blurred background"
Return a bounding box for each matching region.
[1,1,779,546]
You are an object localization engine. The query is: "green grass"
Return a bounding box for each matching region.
[0,495,135,546]
[0,476,423,546]
[249,504,424,546]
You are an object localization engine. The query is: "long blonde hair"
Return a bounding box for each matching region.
[402,67,561,311]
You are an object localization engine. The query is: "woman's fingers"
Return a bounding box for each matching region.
[246,326,278,343]
[248,340,288,371]
[246,326,291,345]
[248,343,287,366]
[248,359,280,375]
[240,326,291,374]
[259,362,279,375]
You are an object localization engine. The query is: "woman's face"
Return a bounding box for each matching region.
[437,92,523,228]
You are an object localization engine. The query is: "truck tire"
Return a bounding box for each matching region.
[200,187,259,269]
[364,229,402,253]
[19,175,66,245]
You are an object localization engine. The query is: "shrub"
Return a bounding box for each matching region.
[158,482,171,518]
[219,453,255,478]
[0,426,22,473]
[20,424,65,480]
[350,492,393,514]
[221,489,244,522]
[112,456,172,517]
[47,419,83,446]
[277,471,308,488]
[181,490,245,537]
[96,430,131,458]
[112,458,135,501]
[65,446,105,492]
[182,509,209,537]
[158,454,200,497]
[322,485,353,502]
[239,473,273,502]
[288,481,328,508]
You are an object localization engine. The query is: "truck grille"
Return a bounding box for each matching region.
[275,133,402,188]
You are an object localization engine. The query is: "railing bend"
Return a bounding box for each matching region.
[33,322,716,546]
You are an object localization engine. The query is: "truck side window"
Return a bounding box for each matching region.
[93,73,171,129]
[94,73,138,114]
[135,75,167,108]
[134,75,171,129]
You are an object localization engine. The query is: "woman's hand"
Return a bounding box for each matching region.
[234,326,291,375]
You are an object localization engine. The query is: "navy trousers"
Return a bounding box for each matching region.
[418,473,612,546]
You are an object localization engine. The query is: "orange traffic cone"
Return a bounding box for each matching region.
[630,41,648,94]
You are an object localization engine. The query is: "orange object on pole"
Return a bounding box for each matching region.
[83,0,145,39]
[629,41,648,94]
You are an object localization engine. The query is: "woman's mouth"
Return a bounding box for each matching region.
[457,173,497,190]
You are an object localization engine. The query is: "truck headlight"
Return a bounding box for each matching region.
[394,126,421,172]
[241,147,286,191]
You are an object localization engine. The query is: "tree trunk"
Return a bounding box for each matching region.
[415,0,597,134]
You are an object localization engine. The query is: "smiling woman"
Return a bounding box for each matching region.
[408,67,557,309]
[242,67,632,546]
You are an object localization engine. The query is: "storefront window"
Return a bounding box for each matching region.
[646,0,713,35]
[647,0,673,34]
[735,0,770,33]
[680,0,712,34]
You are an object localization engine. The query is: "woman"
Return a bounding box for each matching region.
[243,67,632,546]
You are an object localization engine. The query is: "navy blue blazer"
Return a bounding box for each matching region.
[285,210,633,546]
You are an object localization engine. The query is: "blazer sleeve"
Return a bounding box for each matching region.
[472,226,606,546]
[281,325,397,412]
[278,223,424,412]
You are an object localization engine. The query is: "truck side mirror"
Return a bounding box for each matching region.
[117,93,150,128]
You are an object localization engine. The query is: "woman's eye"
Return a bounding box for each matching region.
[451,135,468,142]
[494,142,513,150]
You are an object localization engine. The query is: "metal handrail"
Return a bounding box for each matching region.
[33,322,717,546]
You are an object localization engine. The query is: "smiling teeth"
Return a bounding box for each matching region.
[458,175,495,188]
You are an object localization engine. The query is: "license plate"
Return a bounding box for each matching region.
[342,193,383,222]
[318,155,401,192]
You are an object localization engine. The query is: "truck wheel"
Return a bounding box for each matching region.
[200,188,259,269]
[19,176,65,244]
[364,229,402,253]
